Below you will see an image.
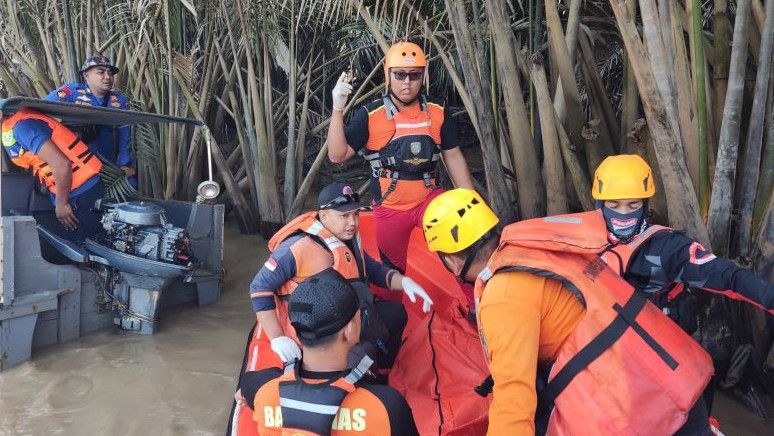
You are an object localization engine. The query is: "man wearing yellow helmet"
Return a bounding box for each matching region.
[591,155,773,332]
[592,154,774,419]
[422,189,714,435]
[326,41,473,277]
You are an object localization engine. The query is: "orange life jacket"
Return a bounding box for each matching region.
[272,356,373,435]
[474,218,713,435]
[267,211,367,340]
[1,109,102,191]
[528,210,685,300]
[359,95,441,203]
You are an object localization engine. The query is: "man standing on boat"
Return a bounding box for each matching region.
[326,42,475,294]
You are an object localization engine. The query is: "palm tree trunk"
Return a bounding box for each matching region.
[530,53,567,214]
[638,0,683,151]
[446,0,516,224]
[707,0,752,256]
[753,102,774,232]
[690,0,710,218]
[544,0,585,160]
[283,0,298,213]
[578,32,618,165]
[173,68,255,233]
[736,0,774,257]
[620,0,640,148]
[713,0,731,143]
[485,0,543,219]
[611,0,710,246]
[556,113,594,211]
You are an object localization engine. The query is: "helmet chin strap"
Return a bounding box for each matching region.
[455,231,496,283]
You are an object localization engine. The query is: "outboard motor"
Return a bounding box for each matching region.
[83,200,200,335]
[96,201,193,266]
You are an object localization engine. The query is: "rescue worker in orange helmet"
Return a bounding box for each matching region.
[325,41,474,290]
[590,154,774,414]
[240,268,419,435]
[248,182,432,368]
[1,108,104,241]
[422,189,714,435]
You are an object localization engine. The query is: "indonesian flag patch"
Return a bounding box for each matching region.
[264,257,278,272]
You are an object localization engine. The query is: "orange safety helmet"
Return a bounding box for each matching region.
[384,41,427,84]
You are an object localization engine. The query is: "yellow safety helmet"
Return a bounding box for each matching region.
[423,189,499,254]
[384,42,427,84]
[592,154,656,200]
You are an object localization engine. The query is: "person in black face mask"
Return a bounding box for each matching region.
[592,154,774,424]
[592,155,774,323]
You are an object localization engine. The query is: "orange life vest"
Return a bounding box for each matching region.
[267,211,367,340]
[359,95,442,204]
[525,210,685,300]
[1,109,102,191]
[474,218,713,435]
[271,356,373,436]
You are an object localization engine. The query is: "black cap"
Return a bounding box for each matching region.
[80,55,119,74]
[289,268,360,341]
[318,182,361,212]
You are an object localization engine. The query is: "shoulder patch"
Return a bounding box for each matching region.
[688,242,717,265]
[56,85,72,98]
[2,129,16,147]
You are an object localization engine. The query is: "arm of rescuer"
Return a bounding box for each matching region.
[478,270,585,435]
[659,232,774,315]
[326,72,358,163]
[437,104,473,189]
[35,140,79,231]
[11,119,78,230]
[249,235,314,340]
[365,253,433,312]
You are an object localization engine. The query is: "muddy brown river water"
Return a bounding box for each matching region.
[0,220,771,435]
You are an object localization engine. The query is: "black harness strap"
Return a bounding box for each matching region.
[541,292,678,405]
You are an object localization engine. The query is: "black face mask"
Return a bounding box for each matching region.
[602,203,647,242]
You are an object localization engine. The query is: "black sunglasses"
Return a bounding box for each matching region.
[320,193,360,210]
[392,70,424,81]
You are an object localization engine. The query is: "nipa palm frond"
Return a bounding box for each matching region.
[99,158,141,203]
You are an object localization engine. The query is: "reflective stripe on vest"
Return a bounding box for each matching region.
[278,356,373,435]
[1,109,102,191]
[473,219,713,435]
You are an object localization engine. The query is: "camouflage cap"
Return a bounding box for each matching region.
[79,55,119,74]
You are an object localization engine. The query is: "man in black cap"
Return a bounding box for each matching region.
[240,268,419,435]
[45,55,135,183]
[246,182,432,367]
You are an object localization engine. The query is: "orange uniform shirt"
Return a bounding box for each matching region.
[478,270,585,435]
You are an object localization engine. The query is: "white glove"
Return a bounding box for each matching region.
[332,71,353,111]
[401,276,434,313]
[270,336,302,363]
